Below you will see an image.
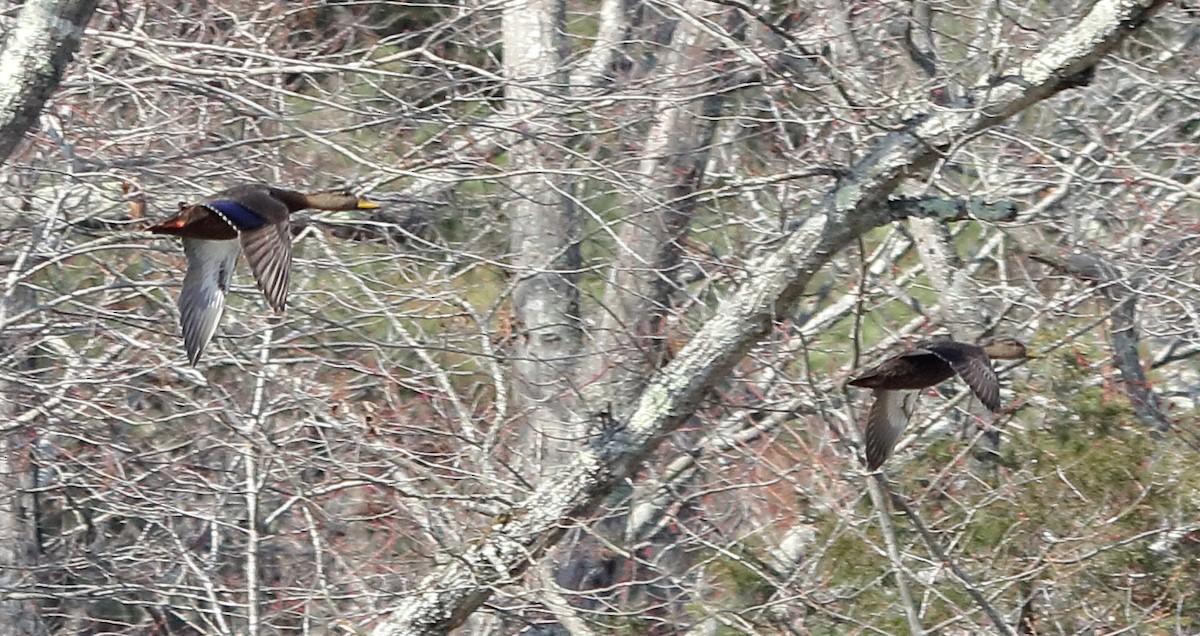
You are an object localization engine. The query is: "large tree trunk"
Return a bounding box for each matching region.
[503,0,585,477]
[0,0,98,160]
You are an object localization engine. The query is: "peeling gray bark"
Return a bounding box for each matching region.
[368,1,1168,633]
[0,0,98,162]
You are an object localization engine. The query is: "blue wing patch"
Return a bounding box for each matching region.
[204,199,266,230]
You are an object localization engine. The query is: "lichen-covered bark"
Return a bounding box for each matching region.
[368,1,1169,633]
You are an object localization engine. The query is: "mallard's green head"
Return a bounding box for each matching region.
[305,189,380,211]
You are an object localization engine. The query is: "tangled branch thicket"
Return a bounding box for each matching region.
[1,1,1197,634]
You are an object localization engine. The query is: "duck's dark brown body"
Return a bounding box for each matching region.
[848,338,1031,470]
[149,184,378,365]
[149,185,353,241]
[847,350,958,391]
[150,205,242,241]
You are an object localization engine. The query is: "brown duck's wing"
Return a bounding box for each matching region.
[848,350,956,390]
[919,340,1002,412]
[864,390,918,470]
[207,184,291,223]
[240,223,292,313]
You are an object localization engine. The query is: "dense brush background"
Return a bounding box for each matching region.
[0,1,1198,634]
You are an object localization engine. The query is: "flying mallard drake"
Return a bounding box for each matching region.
[847,337,1033,470]
[149,184,379,365]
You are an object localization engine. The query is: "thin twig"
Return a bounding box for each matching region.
[889,488,1015,636]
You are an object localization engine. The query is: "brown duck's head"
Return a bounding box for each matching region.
[980,337,1036,360]
[304,189,381,211]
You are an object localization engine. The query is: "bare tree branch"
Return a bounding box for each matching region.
[1024,246,1172,433]
[368,1,1170,631]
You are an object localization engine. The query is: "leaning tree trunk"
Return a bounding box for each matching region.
[560,0,728,611]
[368,2,1170,633]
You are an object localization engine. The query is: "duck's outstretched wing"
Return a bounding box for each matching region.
[179,239,240,365]
[240,222,292,313]
[920,340,1002,412]
[864,390,919,470]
